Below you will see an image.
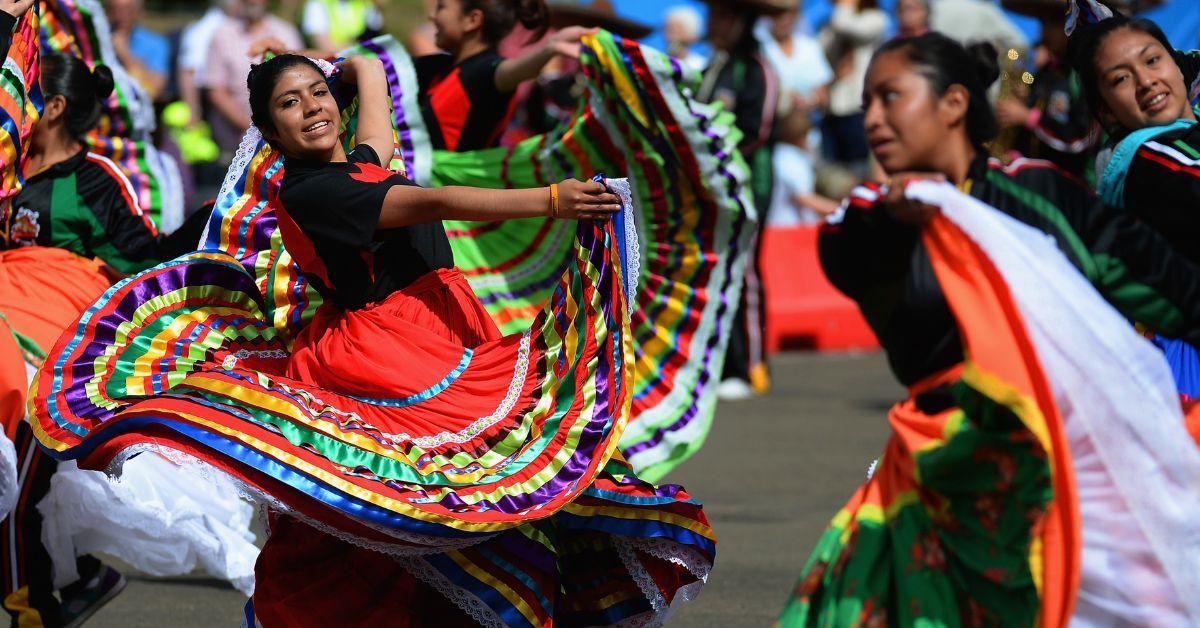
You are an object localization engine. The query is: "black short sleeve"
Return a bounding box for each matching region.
[414,53,454,91]
[277,145,449,310]
[279,144,409,251]
[459,53,506,94]
[0,11,17,59]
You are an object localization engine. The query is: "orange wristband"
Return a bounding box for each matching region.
[549,183,560,218]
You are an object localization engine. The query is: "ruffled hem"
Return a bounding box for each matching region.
[201,32,756,482]
[39,454,258,594]
[33,206,714,625]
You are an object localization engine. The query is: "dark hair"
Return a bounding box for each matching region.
[1068,15,1174,122]
[461,0,549,45]
[246,54,328,133]
[871,32,1001,148]
[40,53,115,138]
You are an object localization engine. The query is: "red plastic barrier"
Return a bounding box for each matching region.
[759,225,879,353]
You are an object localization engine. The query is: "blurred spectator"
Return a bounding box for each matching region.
[105,0,169,100]
[515,1,653,137]
[929,0,1027,50]
[205,0,302,154]
[894,0,929,38]
[996,0,1096,179]
[756,4,831,116]
[301,0,384,50]
[408,0,442,56]
[178,0,238,127]
[769,109,838,225]
[665,5,706,72]
[698,0,790,400]
[819,0,887,172]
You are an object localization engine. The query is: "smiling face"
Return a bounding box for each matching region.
[1094,26,1194,130]
[862,49,967,174]
[262,64,340,161]
[430,0,480,55]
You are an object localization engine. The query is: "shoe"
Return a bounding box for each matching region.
[60,565,126,628]
[718,378,755,401]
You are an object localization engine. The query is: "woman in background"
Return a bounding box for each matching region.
[417,0,593,151]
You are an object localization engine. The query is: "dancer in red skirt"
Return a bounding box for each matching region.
[245,51,622,624]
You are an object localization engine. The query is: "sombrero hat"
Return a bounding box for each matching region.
[701,0,798,16]
[547,0,655,40]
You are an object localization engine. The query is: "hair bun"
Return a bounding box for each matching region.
[515,0,549,40]
[91,64,115,100]
[965,42,1000,89]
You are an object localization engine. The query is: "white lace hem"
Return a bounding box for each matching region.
[42,451,259,594]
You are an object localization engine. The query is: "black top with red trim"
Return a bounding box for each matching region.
[415,49,517,153]
[278,144,454,310]
[2,149,159,274]
[821,155,1200,387]
[1119,122,1200,263]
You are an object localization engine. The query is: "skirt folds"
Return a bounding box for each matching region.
[31,218,714,626]
[780,368,1052,626]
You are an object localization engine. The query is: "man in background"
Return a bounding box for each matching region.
[106,0,169,100]
[204,0,302,155]
[665,5,706,72]
[699,0,791,400]
[301,0,384,50]
[177,0,237,128]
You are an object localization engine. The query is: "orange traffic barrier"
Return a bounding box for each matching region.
[759,225,879,353]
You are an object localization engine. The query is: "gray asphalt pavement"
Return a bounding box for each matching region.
[86,352,899,627]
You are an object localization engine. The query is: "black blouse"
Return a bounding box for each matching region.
[414,49,515,152]
[822,155,1200,387]
[277,144,454,310]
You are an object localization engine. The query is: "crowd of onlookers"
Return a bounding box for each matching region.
[657,0,1052,230]
[107,0,386,206]
[115,0,1182,232]
[92,2,1058,208]
[116,1,1021,199]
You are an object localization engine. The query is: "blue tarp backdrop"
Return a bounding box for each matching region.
[611,0,1199,53]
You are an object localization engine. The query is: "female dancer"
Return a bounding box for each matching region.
[1064,2,1200,399]
[252,0,594,153]
[5,53,158,277]
[1068,9,1200,261]
[780,31,1200,626]
[5,52,205,277]
[417,0,592,151]
[33,47,715,626]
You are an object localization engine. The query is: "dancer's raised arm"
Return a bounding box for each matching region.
[334,55,394,166]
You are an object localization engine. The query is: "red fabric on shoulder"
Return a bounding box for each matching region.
[427,67,469,152]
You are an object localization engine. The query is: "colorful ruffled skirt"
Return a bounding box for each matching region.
[781,183,1200,626]
[210,31,757,482]
[31,212,715,625]
[0,247,258,593]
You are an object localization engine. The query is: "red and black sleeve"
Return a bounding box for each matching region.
[278,145,411,251]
